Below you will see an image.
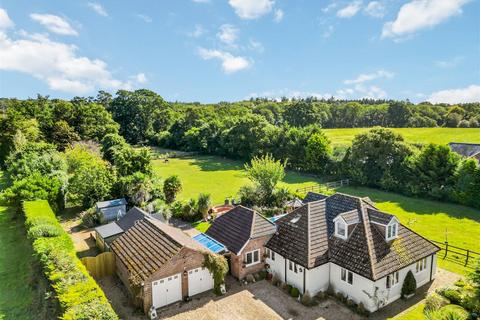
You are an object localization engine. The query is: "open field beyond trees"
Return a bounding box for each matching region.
[153,155,480,276]
[323,127,480,146]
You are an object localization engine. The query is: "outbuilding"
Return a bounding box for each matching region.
[96,198,127,223]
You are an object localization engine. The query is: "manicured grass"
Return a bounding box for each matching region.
[390,302,425,320]
[153,155,323,204]
[338,186,480,275]
[192,221,211,233]
[0,206,36,320]
[323,128,480,146]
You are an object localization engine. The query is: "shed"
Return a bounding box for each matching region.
[96,198,127,223]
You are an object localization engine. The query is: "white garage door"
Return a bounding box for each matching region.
[188,267,214,297]
[151,273,182,309]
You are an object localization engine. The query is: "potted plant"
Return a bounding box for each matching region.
[401,271,417,299]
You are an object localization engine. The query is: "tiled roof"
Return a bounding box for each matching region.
[96,198,127,209]
[110,218,205,283]
[206,206,276,255]
[303,192,328,203]
[368,208,394,225]
[116,207,148,231]
[449,142,480,158]
[95,221,124,239]
[266,193,440,280]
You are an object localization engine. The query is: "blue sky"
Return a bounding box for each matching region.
[0,0,478,103]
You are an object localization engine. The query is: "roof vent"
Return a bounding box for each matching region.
[290,214,301,224]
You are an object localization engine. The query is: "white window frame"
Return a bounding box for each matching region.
[416,257,427,273]
[265,248,275,261]
[335,219,347,239]
[245,249,260,267]
[386,271,399,289]
[340,267,353,285]
[386,222,398,241]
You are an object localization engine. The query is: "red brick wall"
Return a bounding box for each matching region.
[231,235,272,280]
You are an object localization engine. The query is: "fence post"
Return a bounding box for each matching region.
[465,250,469,266]
[444,242,448,259]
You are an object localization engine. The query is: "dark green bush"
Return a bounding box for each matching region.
[425,292,450,311]
[402,270,417,298]
[290,287,300,298]
[285,284,293,293]
[23,200,118,320]
[442,288,463,305]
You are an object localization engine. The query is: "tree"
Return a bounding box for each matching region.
[112,146,152,176]
[197,193,212,220]
[305,132,332,173]
[163,175,182,204]
[387,102,412,127]
[66,145,114,208]
[407,144,460,200]
[346,128,413,190]
[49,120,79,151]
[453,159,480,208]
[114,172,161,207]
[100,133,127,163]
[401,271,417,298]
[244,154,286,205]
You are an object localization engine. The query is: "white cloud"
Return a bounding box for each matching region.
[337,84,388,99]
[382,0,471,39]
[0,8,14,29]
[247,89,332,100]
[434,56,464,68]
[198,48,251,73]
[189,24,205,38]
[344,69,394,84]
[337,1,363,18]
[217,24,239,46]
[274,9,284,22]
[0,29,136,94]
[30,13,78,36]
[229,0,275,19]
[134,73,147,84]
[364,1,386,18]
[87,2,108,17]
[137,14,152,23]
[322,2,339,13]
[248,39,264,53]
[427,85,480,104]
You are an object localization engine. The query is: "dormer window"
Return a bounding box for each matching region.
[335,220,347,239]
[386,221,398,240]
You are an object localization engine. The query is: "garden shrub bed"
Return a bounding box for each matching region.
[23,200,118,320]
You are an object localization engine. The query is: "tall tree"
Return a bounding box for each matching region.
[163,175,182,204]
[244,154,286,203]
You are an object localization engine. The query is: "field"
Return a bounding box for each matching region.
[323,128,480,146]
[153,155,480,275]
[0,172,42,319]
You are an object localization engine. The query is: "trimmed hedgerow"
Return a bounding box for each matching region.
[23,200,118,320]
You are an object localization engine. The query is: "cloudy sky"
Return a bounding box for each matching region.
[0,0,478,103]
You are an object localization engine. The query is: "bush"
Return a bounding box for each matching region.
[425,292,450,311]
[23,200,118,319]
[346,298,357,309]
[301,292,312,306]
[402,270,417,298]
[271,274,280,286]
[316,291,327,301]
[441,288,463,305]
[336,291,347,303]
[80,207,98,227]
[357,303,370,316]
[290,287,300,298]
[439,305,469,319]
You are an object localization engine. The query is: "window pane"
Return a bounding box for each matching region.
[386,275,391,288]
[272,252,275,260]
[337,222,346,236]
[341,268,346,281]
[246,252,252,264]
[253,250,259,262]
[289,261,293,270]
[348,271,353,284]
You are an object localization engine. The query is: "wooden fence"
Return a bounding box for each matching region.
[431,240,480,269]
[81,252,116,279]
[296,179,350,194]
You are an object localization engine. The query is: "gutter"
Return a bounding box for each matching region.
[429,253,434,282]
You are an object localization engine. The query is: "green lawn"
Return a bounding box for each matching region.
[153,155,323,204]
[192,221,211,233]
[389,302,425,320]
[338,186,480,275]
[0,172,37,319]
[153,155,480,276]
[323,128,480,146]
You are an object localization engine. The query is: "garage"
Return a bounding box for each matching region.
[188,267,214,297]
[152,273,182,308]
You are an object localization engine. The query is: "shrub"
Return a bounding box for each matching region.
[80,207,98,228]
[441,288,463,305]
[301,292,312,306]
[316,291,327,301]
[23,200,118,319]
[271,274,280,286]
[346,298,357,309]
[357,303,370,316]
[336,291,347,303]
[290,287,300,298]
[439,305,469,319]
[402,270,417,298]
[246,274,255,283]
[258,270,267,280]
[425,292,450,311]
[455,279,467,288]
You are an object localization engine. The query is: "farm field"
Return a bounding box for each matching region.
[153,155,480,275]
[0,172,40,319]
[323,128,480,146]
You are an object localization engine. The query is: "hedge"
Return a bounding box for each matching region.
[23,200,118,320]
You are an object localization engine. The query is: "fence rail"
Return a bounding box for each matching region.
[296,179,350,194]
[430,240,479,268]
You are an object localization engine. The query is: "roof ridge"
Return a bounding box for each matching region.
[249,208,255,239]
[307,202,311,269]
[359,200,377,279]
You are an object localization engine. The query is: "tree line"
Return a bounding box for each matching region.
[0,90,479,212]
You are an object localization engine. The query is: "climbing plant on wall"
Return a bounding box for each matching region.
[203,252,228,295]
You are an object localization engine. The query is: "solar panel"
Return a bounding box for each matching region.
[193,233,226,254]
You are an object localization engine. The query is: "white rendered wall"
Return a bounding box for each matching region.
[266,252,285,283]
[305,263,330,295]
